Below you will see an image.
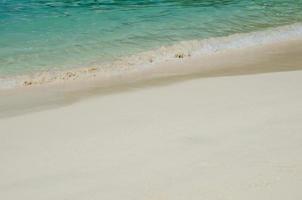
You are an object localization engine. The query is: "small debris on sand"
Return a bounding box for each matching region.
[175,53,185,58]
[87,67,97,72]
[24,81,33,86]
[65,72,76,78]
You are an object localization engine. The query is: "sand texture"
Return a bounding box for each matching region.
[1,69,302,199]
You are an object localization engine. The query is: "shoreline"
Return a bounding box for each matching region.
[1,36,302,118]
[1,23,302,90]
[2,3,302,198]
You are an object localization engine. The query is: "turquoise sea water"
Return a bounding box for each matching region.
[1,0,302,76]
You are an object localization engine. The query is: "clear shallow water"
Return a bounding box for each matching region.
[1,0,302,76]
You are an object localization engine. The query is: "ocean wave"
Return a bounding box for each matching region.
[1,23,302,90]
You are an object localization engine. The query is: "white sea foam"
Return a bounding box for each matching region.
[1,23,302,90]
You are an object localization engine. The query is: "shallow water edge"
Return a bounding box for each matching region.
[1,36,302,118]
[1,23,302,90]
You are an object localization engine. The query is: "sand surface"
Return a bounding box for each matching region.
[1,69,302,199]
[1,39,302,118]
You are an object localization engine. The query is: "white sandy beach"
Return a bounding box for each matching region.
[1,68,302,199]
[1,1,302,199]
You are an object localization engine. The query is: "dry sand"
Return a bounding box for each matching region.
[1,38,302,199]
[1,69,302,199]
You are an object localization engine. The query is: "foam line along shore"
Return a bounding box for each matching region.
[1,0,302,89]
[0,23,302,90]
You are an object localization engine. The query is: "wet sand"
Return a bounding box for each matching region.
[1,39,302,118]
[1,35,302,199]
